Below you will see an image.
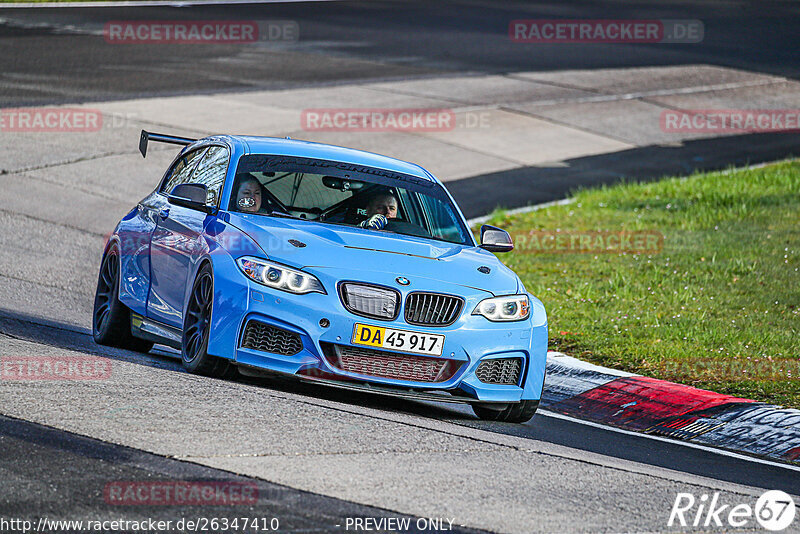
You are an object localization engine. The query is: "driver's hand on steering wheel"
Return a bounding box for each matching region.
[359,214,388,230]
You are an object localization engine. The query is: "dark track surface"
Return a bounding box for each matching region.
[2,311,799,514]
[1,0,799,107]
[0,412,486,534]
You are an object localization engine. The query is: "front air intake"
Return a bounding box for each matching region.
[240,320,303,356]
[475,358,522,385]
[321,343,461,383]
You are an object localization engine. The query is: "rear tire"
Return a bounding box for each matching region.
[472,400,539,423]
[92,244,154,353]
[181,263,236,378]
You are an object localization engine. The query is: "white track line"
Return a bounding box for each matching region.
[466,198,575,226]
[540,409,800,473]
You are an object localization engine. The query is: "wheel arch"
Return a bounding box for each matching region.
[182,255,215,317]
[99,234,123,296]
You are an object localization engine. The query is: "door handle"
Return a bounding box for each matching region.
[158,208,170,219]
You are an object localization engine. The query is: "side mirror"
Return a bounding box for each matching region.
[479,224,513,252]
[168,183,214,214]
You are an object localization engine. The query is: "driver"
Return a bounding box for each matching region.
[359,190,398,230]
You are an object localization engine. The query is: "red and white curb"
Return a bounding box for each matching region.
[543,351,800,465]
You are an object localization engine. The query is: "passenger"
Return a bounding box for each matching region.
[234,176,265,214]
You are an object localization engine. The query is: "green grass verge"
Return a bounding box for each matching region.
[481,160,800,408]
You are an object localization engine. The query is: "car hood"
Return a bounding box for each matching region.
[225,213,520,296]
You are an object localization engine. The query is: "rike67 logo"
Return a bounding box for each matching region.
[669,490,796,531]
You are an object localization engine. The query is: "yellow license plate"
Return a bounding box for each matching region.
[352,323,445,356]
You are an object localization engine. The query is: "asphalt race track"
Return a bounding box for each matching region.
[3,314,800,533]
[1,1,800,533]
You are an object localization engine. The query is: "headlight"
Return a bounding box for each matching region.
[236,256,326,295]
[472,295,530,322]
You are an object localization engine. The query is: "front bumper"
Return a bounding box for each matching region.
[206,264,547,403]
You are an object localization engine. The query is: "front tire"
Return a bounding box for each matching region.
[92,244,154,353]
[472,400,539,423]
[181,263,235,378]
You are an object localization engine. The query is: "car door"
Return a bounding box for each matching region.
[146,146,210,327]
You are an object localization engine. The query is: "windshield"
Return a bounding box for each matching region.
[230,155,472,245]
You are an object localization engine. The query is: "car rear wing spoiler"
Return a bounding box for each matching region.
[139,130,197,158]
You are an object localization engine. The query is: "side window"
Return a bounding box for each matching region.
[418,193,465,243]
[191,146,229,206]
[160,148,208,196]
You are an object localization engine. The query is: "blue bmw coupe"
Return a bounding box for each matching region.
[93,131,547,422]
